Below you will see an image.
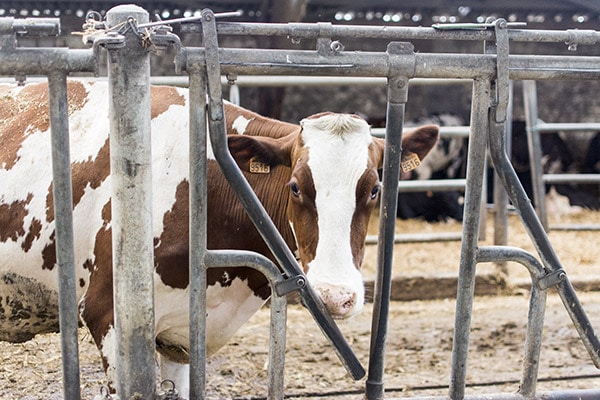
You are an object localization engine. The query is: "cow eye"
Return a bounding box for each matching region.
[290,182,301,197]
[370,185,380,200]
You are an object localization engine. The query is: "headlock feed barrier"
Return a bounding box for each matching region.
[1,4,600,399]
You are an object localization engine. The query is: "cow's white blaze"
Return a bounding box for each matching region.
[300,114,372,317]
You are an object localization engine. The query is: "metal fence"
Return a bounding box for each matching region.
[522,80,600,232]
[2,5,600,400]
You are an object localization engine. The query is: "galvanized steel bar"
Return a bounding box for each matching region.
[0,48,96,76]
[366,42,412,400]
[181,47,600,80]
[186,21,600,47]
[0,16,60,36]
[47,72,81,400]
[476,246,548,397]
[188,66,208,400]
[543,174,600,184]
[106,5,156,398]
[523,80,549,229]
[450,78,491,399]
[397,178,466,192]
[198,8,366,380]
[204,250,287,400]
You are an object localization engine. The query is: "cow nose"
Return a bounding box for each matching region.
[313,283,357,319]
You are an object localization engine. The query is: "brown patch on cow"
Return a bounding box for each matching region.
[22,218,42,252]
[45,137,111,223]
[101,200,111,225]
[41,232,56,270]
[0,193,33,243]
[285,156,318,272]
[154,180,190,290]
[0,81,89,171]
[150,86,185,119]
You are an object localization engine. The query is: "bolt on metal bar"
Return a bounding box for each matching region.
[106,5,156,398]
[47,72,81,400]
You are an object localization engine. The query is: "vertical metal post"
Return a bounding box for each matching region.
[449,78,491,399]
[188,66,208,400]
[106,5,156,399]
[519,284,547,398]
[48,72,81,400]
[522,80,548,230]
[267,286,287,400]
[366,42,411,400]
[493,81,513,254]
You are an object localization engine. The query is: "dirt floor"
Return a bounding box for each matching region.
[2,209,600,399]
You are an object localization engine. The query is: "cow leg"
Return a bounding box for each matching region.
[159,356,190,399]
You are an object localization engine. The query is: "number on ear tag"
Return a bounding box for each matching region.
[249,157,271,174]
[401,152,421,172]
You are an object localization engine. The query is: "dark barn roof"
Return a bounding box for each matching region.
[0,0,599,29]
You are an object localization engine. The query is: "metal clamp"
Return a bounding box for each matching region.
[275,275,307,296]
[538,269,567,290]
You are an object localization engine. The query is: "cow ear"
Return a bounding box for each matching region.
[401,124,440,166]
[227,134,294,172]
[371,125,439,170]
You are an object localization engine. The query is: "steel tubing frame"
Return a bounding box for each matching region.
[105,5,157,398]
[2,10,600,400]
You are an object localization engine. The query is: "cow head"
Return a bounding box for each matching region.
[228,113,438,318]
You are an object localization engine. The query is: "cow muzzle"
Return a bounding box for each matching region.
[313,282,360,319]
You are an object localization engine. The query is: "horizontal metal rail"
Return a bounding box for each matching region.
[543,174,600,184]
[184,49,600,80]
[0,17,60,36]
[182,21,600,47]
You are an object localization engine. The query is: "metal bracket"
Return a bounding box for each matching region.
[538,269,567,290]
[491,18,510,123]
[275,275,307,296]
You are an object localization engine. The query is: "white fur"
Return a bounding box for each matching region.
[231,115,253,135]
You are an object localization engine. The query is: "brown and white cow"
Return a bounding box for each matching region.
[0,80,438,397]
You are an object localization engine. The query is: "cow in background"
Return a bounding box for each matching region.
[396,114,467,222]
[506,120,599,211]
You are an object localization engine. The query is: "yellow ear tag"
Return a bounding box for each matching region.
[249,157,271,174]
[401,152,421,172]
